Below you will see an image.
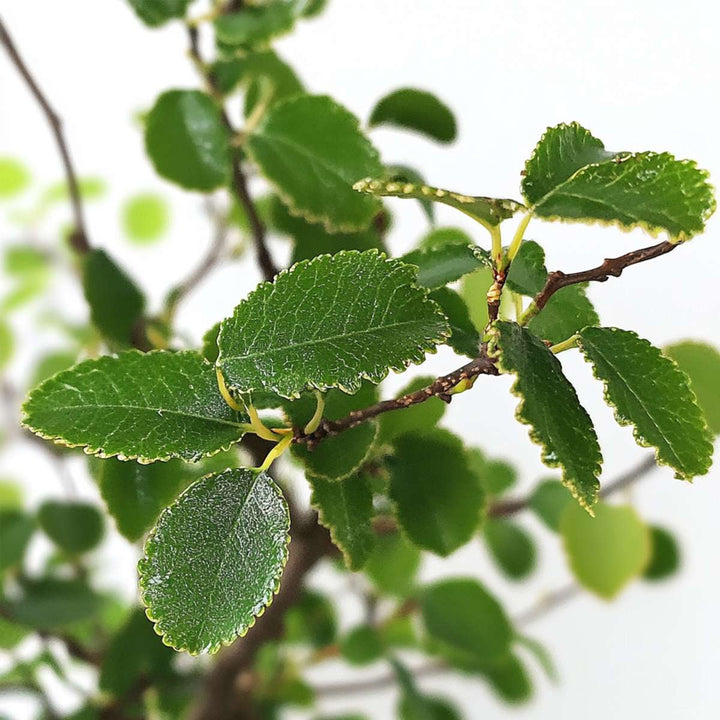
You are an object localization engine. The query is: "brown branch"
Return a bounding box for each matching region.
[296,351,499,448]
[0,16,89,254]
[527,239,678,319]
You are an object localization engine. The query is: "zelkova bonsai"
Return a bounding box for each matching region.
[1,2,719,718]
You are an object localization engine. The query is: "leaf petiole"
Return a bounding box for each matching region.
[303,391,326,435]
[215,366,244,412]
[256,432,294,473]
[549,334,580,354]
[506,212,532,266]
[247,403,286,442]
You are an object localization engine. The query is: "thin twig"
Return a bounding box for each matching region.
[0,16,89,254]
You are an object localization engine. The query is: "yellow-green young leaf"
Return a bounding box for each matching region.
[247,95,383,231]
[214,2,296,48]
[492,321,602,510]
[364,531,420,598]
[0,320,13,370]
[528,284,598,345]
[578,327,714,480]
[0,616,30,650]
[82,249,145,347]
[528,478,572,532]
[37,501,104,555]
[121,193,169,245]
[144,90,231,191]
[339,625,385,666]
[377,376,446,445]
[22,351,249,462]
[561,502,651,599]
[139,469,290,654]
[309,472,375,570]
[664,341,720,434]
[42,177,106,205]
[0,157,30,198]
[217,251,449,397]
[0,479,23,511]
[390,430,485,557]
[483,518,536,580]
[643,526,681,581]
[429,287,481,358]
[402,243,490,290]
[0,510,34,572]
[522,122,715,238]
[126,0,191,27]
[92,458,187,542]
[369,88,457,144]
[421,578,512,663]
[354,177,523,230]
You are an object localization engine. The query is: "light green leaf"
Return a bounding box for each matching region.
[354,177,523,230]
[377,376,446,445]
[522,122,715,238]
[139,468,290,654]
[23,350,248,462]
[664,341,720,434]
[492,321,602,510]
[126,0,190,27]
[369,88,456,144]
[483,518,536,580]
[0,157,31,198]
[38,501,104,555]
[0,510,34,572]
[0,616,30,650]
[478,457,517,497]
[145,90,231,191]
[402,242,490,289]
[247,95,383,231]
[578,327,714,480]
[421,578,512,662]
[217,250,449,397]
[29,351,78,388]
[340,625,384,666]
[92,458,186,542]
[0,320,13,370]
[364,531,420,597]
[82,249,145,347]
[505,240,546,296]
[390,430,484,556]
[429,287,480,358]
[528,284,598,345]
[528,478,571,532]
[42,177,106,204]
[0,479,23,510]
[460,266,492,332]
[643,525,681,581]
[561,501,650,598]
[420,227,473,249]
[214,2,296,48]
[122,193,169,245]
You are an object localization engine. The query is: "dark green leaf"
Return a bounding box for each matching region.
[369,88,456,144]
[429,287,480,358]
[528,478,571,532]
[390,430,484,556]
[643,525,681,581]
[126,0,190,27]
[516,634,558,683]
[217,250,449,397]
[402,243,490,289]
[481,653,532,704]
[492,321,602,510]
[37,501,104,555]
[483,518,536,580]
[284,590,337,648]
[664,341,720,434]
[340,625,384,666]
[247,95,383,231]
[377,376,446,445]
[505,240,546,296]
[528,284,598,345]
[364,531,420,597]
[478,457,517,498]
[421,578,512,662]
[23,350,248,462]
[201,321,221,363]
[579,327,714,480]
[0,510,34,572]
[394,659,463,720]
[82,249,145,347]
[7,579,102,629]
[145,90,231,191]
[139,469,290,653]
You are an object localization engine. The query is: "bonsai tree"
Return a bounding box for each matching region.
[1,2,718,718]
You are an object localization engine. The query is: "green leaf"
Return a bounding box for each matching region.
[37,501,104,555]
[354,177,523,230]
[394,659,463,720]
[2,245,50,313]
[369,88,457,144]
[144,90,231,191]
[0,157,31,198]
[309,472,375,570]
[0,320,13,370]
[23,350,249,462]
[0,616,30,650]
[0,510,34,572]
[384,166,435,223]
[528,284,598,345]
[29,350,78,388]
[561,501,651,598]
[505,240,546,296]
[402,243,490,290]
[460,266,492,332]
[480,653,532,704]
[528,478,571,532]
[92,458,186,542]
[492,321,602,510]
[516,634,559,684]
[522,123,715,238]
[340,625,384,666]
[122,193,169,244]
[643,525,680,581]
[664,341,720,434]
[82,249,145,346]
[578,327,714,480]
[284,590,337,648]
[7,579,102,629]
[377,376,446,445]
[364,531,420,597]
[421,578,512,662]
[126,0,190,27]
[42,177,106,205]
[390,430,484,556]
[214,2,296,48]
[429,288,480,358]
[247,95,383,231]
[217,250,449,397]
[0,479,23,510]
[139,469,290,654]
[478,457,517,497]
[483,518,536,580]
[201,321,221,363]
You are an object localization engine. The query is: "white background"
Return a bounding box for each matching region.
[1,1,719,718]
